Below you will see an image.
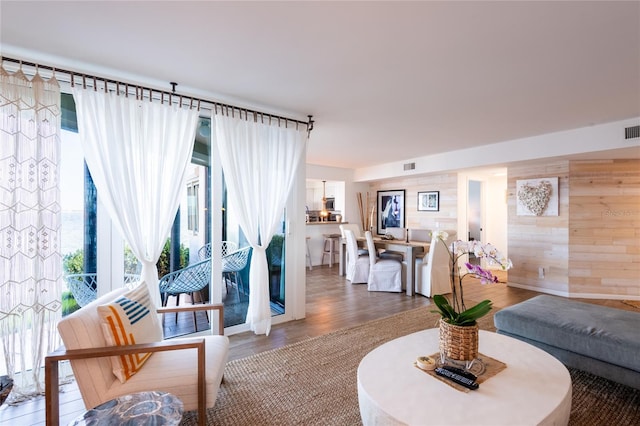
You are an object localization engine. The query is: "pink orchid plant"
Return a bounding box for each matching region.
[431,231,513,326]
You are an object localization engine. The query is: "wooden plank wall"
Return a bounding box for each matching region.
[367,158,638,299]
[367,173,458,234]
[508,160,570,294]
[569,159,640,297]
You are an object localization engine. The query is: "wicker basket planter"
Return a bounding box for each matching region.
[438,318,479,361]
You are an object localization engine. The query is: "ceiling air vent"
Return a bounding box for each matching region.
[625,125,640,140]
[403,162,416,171]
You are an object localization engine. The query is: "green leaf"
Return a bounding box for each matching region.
[456,300,493,326]
[432,295,493,326]
[432,294,461,322]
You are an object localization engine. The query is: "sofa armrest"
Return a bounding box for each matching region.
[45,338,206,426]
[157,303,224,335]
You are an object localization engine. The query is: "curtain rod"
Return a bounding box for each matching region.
[1,56,314,133]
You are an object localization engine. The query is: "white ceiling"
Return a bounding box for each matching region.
[2,1,639,169]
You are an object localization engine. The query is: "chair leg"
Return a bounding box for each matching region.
[189,292,198,332]
[235,272,243,301]
[45,356,60,426]
[175,294,181,324]
[306,237,313,270]
[161,294,167,328]
[195,290,209,324]
[222,273,226,292]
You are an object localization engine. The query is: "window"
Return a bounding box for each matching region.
[60,128,91,316]
[187,181,199,233]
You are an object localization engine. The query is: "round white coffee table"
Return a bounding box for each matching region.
[357,329,572,426]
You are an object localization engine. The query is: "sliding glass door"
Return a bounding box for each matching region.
[58,105,292,336]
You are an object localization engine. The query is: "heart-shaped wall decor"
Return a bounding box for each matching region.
[517,181,553,216]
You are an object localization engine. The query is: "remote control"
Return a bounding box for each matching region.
[435,367,479,390]
[440,365,477,382]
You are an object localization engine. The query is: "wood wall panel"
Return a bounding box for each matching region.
[367,173,458,233]
[569,159,640,297]
[507,160,570,294]
[366,159,639,299]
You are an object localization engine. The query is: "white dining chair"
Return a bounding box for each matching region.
[339,223,363,238]
[415,231,456,297]
[365,231,402,292]
[344,229,369,284]
[379,226,405,261]
[383,227,406,241]
[408,228,432,243]
[340,223,368,257]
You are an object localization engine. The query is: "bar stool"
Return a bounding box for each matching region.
[306,236,313,270]
[321,234,341,267]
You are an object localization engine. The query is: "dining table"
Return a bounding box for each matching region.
[339,236,429,296]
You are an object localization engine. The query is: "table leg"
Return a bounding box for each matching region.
[405,247,414,296]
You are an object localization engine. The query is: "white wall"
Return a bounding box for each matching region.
[284,160,307,322]
[485,174,508,260]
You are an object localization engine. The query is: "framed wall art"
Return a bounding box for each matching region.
[516,177,559,216]
[377,190,405,234]
[417,191,439,212]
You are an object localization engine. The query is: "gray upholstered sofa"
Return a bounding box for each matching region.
[494,295,640,389]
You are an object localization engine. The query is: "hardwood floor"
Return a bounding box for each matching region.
[228,268,636,362]
[0,266,634,425]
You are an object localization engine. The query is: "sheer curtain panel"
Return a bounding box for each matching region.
[71,87,199,307]
[0,66,63,399]
[214,113,306,335]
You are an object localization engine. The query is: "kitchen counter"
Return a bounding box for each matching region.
[306,221,349,225]
[306,222,348,267]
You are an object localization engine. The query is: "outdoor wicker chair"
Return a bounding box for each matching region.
[221,246,251,299]
[158,258,211,331]
[198,241,238,261]
[65,273,140,307]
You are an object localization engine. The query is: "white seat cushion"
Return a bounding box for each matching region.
[104,335,229,411]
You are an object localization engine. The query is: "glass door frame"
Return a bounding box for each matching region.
[209,139,307,336]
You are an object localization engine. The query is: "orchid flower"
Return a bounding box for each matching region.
[463,262,499,284]
[433,235,513,318]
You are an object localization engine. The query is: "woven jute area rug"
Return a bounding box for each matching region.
[180,306,640,426]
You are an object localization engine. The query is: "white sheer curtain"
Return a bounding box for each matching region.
[71,87,199,307]
[213,113,306,335]
[0,66,63,399]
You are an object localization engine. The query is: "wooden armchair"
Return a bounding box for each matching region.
[45,286,228,426]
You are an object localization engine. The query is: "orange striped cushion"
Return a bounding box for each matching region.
[97,282,163,383]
